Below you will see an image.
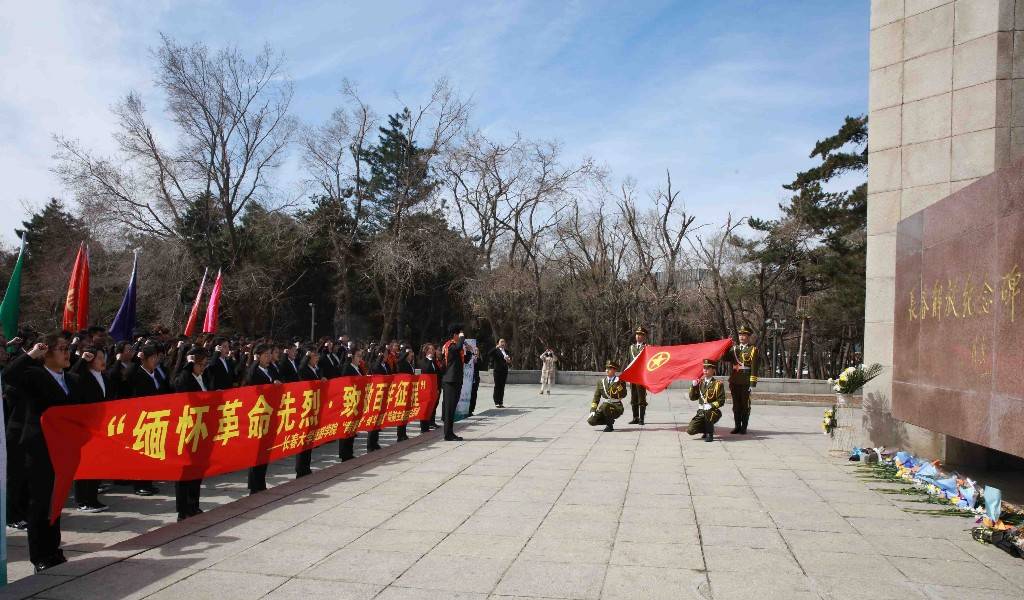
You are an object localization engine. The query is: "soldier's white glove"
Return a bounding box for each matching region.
[701,403,711,410]
[588,412,596,418]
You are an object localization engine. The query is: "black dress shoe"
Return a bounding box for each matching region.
[730,427,740,434]
[444,435,464,441]
[134,485,158,496]
[397,433,409,442]
[428,423,439,430]
[33,553,67,573]
[7,520,28,531]
[627,418,639,425]
[367,444,382,452]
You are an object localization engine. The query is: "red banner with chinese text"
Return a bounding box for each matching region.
[41,374,438,522]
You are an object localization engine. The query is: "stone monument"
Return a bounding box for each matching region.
[866,0,1024,463]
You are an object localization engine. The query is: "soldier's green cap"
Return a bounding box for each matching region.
[605,360,620,370]
[738,325,752,335]
[702,359,717,369]
[634,326,648,335]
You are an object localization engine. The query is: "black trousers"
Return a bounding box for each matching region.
[730,383,751,427]
[493,370,508,406]
[397,424,408,440]
[295,449,313,477]
[7,433,29,523]
[73,480,100,506]
[247,464,268,493]
[24,438,61,564]
[442,382,462,438]
[174,479,202,516]
[367,429,380,450]
[339,437,355,460]
[469,380,479,415]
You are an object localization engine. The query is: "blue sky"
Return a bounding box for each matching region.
[0,0,868,246]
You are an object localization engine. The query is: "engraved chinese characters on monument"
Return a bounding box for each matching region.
[894,164,1024,459]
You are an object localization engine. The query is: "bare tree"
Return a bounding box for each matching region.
[55,35,298,263]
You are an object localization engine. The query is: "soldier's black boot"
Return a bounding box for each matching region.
[704,423,714,442]
[628,403,640,425]
[638,405,646,425]
[603,422,614,432]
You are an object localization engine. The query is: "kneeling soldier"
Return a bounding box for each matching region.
[588,360,627,432]
[688,359,725,442]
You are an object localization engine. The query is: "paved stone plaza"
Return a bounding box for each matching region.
[2,384,1022,599]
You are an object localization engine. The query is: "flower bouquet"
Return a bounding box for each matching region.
[822,406,838,437]
[829,363,883,395]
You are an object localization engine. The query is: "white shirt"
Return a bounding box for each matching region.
[193,373,207,391]
[46,367,69,395]
[258,366,272,380]
[90,370,106,398]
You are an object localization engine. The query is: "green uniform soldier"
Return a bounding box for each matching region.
[588,360,627,432]
[687,359,725,442]
[627,326,648,425]
[724,325,760,434]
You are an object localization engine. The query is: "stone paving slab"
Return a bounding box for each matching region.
[1,385,1022,599]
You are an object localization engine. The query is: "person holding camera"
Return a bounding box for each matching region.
[539,347,557,395]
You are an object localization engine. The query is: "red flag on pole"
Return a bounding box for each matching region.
[619,339,733,394]
[183,268,208,337]
[202,269,223,334]
[62,243,90,331]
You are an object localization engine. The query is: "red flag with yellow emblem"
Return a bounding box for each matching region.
[619,339,733,394]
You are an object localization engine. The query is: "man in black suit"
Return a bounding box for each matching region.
[171,347,210,521]
[106,340,134,400]
[70,347,112,513]
[294,346,325,478]
[126,344,168,496]
[245,344,279,494]
[488,339,512,408]
[2,333,78,572]
[205,338,236,391]
[441,325,471,441]
[366,350,389,451]
[276,341,301,383]
[338,348,364,461]
[318,338,341,378]
[417,343,440,433]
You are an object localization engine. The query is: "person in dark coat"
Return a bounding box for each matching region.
[366,350,390,451]
[338,348,364,461]
[294,346,326,478]
[204,338,236,391]
[2,333,79,572]
[276,342,301,383]
[417,343,440,433]
[69,347,112,512]
[171,347,210,520]
[244,344,280,494]
[440,325,471,441]
[125,344,169,496]
[487,339,512,408]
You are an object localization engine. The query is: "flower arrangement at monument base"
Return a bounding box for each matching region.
[852,447,1024,559]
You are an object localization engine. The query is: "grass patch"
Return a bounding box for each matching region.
[901,506,977,518]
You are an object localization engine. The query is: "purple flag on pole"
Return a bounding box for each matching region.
[108,252,138,342]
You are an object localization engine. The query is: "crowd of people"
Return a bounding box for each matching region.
[0,322,520,573]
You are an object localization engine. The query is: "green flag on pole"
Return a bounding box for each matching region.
[0,233,25,340]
